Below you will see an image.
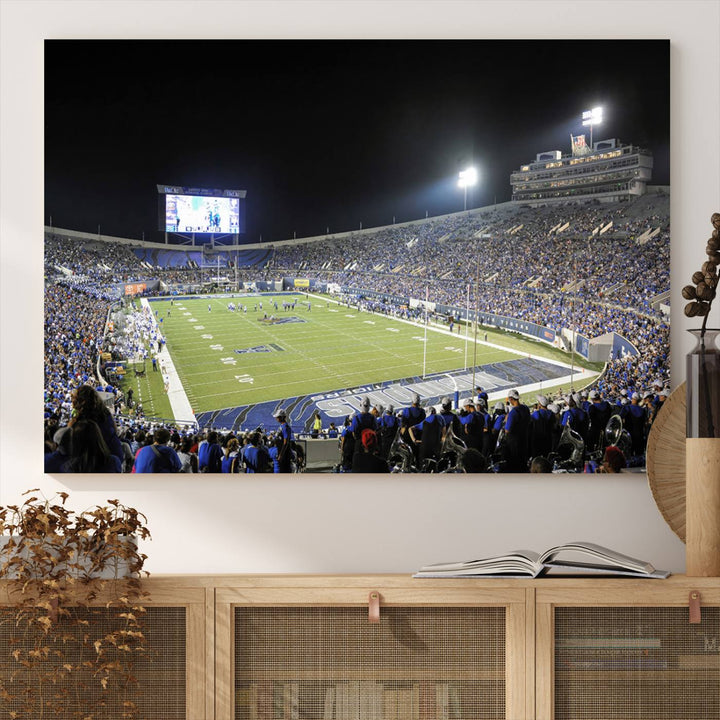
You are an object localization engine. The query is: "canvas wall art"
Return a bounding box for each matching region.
[43,39,670,475]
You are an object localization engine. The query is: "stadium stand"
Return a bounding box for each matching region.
[43,192,670,472]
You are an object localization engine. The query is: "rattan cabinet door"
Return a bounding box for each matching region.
[216,578,529,720]
[554,606,720,719]
[536,581,720,720]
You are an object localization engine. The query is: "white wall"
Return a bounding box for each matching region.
[1,1,718,575]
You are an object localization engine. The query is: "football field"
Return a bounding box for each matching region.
[153,293,520,414]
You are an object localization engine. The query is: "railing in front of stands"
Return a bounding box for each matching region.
[115,413,199,430]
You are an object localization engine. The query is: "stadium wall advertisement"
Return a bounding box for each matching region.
[14,3,717,578]
[471,312,558,346]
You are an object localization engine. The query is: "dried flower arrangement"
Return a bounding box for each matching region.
[682,212,719,326]
[683,213,720,439]
[0,491,151,719]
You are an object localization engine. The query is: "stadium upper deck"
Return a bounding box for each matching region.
[510,140,653,205]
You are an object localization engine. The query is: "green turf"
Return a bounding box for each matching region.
[118,357,174,420]
[151,294,533,413]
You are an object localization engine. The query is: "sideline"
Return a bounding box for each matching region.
[140,298,196,426]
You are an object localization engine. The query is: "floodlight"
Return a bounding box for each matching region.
[457,167,478,211]
[582,106,603,126]
[581,107,604,148]
[457,167,478,188]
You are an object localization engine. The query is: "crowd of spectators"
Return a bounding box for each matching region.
[43,194,670,471]
[44,385,305,474]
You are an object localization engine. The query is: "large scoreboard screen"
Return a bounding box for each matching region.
[165,194,241,233]
[157,185,246,235]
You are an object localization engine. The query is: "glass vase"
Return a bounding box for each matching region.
[686,328,720,438]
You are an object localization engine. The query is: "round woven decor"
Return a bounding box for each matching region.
[646,382,686,542]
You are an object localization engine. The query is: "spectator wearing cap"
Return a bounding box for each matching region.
[274,408,294,473]
[649,387,671,427]
[134,427,182,473]
[621,393,647,456]
[587,389,612,453]
[400,394,426,463]
[491,401,507,451]
[651,379,664,410]
[474,398,494,459]
[350,397,378,441]
[459,398,483,453]
[580,390,591,414]
[401,393,426,427]
[439,397,462,440]
[547,402,563,452]
[351,428,389,473]
[501,389,531,473]
[561,393,589,447]
[410,405,445,468]
[529,394,555,460]
[378,405,398,460]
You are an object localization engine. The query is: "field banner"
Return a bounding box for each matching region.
[124,282,147,296]
[574,333,590,359]
[473,311,556,345]
[293,278,310,288]
[342,286,409,306]
[612,333,640,358]
[410,297,437,312]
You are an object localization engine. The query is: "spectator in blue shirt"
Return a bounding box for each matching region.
[501,389,531,473]
[134,427,181,473]
[199,430,223,473]
[242,432,270,473]
[529,395,555,459]
[274,408,294,473]
[349,397,377,440]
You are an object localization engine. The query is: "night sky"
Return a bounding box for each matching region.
[44,39,670,244]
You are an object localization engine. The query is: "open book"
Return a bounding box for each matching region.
[414,541,671,579]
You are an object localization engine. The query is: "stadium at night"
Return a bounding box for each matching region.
[43,39,670,474]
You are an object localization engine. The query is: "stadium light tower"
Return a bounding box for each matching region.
[458,167,478,211]
[582,106,603,149]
